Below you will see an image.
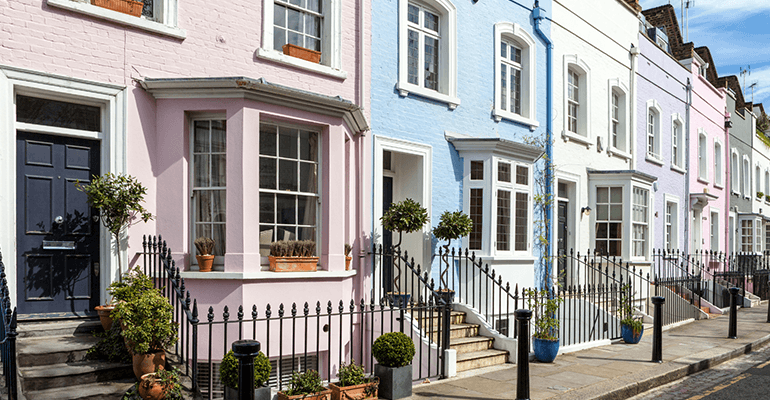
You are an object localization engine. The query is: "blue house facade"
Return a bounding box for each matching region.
[370,0,552,293]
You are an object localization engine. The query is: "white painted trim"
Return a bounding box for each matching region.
[714,137,724,187]
[562,54,591,143]
[670,113,685,170]
[46,0,186,39]
[697,128,709,183]
[255,49,348,80]
[709,208,721,252]
[178,269,356,280]
[731,148,740,195]
[645,154,664,166]
[0,65,126,309]
[397,0,459,109]
[663,194,681,251]
[645,99,663,160]
[743,154,751,199]
[493,22,537,129]
[607,79,629,154]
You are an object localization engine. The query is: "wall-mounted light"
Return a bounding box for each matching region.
[581,206,592,216]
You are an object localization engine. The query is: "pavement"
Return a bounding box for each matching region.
[404,304,770,400]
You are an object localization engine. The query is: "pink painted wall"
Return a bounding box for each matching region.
[687,58,728,254]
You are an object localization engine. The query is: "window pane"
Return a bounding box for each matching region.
[194,121,210,153]
[407,4,419,24]
[596,223,608,239]
[306,0,320,13]
[516,165,528,185]
[211,121,226,152]
[196,191,212,222]
[16,95,101,132]
[470,160,484,180]
[211,154,226,187]
[596,205,608,220]
[512,46,521,64]
[500,63,507,111]
[300,162,317,193]
[610,187,622,203]
[260,225,274,256]
[194,154,210,187]
[259,158,277,189]
[274,3,286,27]
[610,205,622,220]
[424,37,439,90]
[142,0,154,19]
[260,194,275,224]
[279,127,299,159]
[408,30,419,85]
[274,28,287,51]
[195,224,210,245]
[279,159,298,191]
[500,42,507,59]
[298,196,316,225]
[511,67,521,114]
[424,11,439,32]
[260,125,277,156]
[597,187,608,203]
[287,7,301,31]
[515,192,527,251]
[298,227,316,241]
[288,31,302,46]
[305,14,321,38]
[470,188,483,250]
[299,130,318,161]
[498,162,511,183]
[277,194,296,225]
[212,190,226,222]
[213,223,226,256]
[497,190,510,251]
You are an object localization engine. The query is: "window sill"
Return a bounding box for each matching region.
[561,130,592,147]
[608,147,632,160]
[179,269,357,280]
[645,154,664,166]
[256,48,347,80]
[713,183,723,190]
[492,109,539,130]
[671,164,686,174]
[697,177,710,185]
[396,81,460,110]
[46,0,186,39]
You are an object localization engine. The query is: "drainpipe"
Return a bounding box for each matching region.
[629,45,639,169]
[684,78,692,256]
[533,1,553,289]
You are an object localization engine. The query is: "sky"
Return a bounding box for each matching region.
[639,0,770,107]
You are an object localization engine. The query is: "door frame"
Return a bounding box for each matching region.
[0,65,126,311]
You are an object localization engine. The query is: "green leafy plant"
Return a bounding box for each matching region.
[765,195,770,202]
[107,266,154,304]
[432,211,473,246]
[525,288,562,341]
[380,198,428,248]
[337,360,366,387]
[758,191,765,199]
[219,350,271,389]
[284,370,326,396]
[619,285,643,334]
[194,237,215,256]
[759,110,770,133]
[86,322,131,364]
[113,284,177,355]
[153,367,183,399]
[76,173,154,278]
[372,332,415,368]
[269,240,316,257]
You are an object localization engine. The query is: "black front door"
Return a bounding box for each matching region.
[557,201,568,288]
[382,176,393,293]
[16,131,101,316]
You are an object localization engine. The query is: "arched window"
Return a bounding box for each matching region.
[646,100,662,160]
[698,130,707,181]
[608,79,628,154]
[671,114,684,169]
[714,139,722,186]
[743,155,751,197]
[731,149,740,194]
[493,22,537,128]
[563,55,591,142]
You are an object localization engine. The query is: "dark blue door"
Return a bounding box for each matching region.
[383,176,393,293]
[16,132,101,316]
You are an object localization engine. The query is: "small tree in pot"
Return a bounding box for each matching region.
[380,199,428,305]
[220,350,272,400]
[432,210,473,303]
[620,284,644,344]
[372,332,415,400]
[277,370,331,400]
[329,360,378,400]
[526,288,563,363]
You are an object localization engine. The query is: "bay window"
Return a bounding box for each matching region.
[595,187,622,257]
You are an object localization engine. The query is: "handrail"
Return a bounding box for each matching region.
[0,250,18,400]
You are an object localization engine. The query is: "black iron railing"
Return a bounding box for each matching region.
[0,250,18,400]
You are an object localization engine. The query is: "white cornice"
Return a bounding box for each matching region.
[445,132,544,163]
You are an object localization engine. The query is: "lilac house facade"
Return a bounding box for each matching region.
[0,0,371,373]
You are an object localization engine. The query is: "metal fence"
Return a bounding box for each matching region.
[0,250,18,400]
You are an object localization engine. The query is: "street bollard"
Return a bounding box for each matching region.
[651,296,665,363]
[729,287,740,339]
[515,309,532,400]
[232,339,261,400]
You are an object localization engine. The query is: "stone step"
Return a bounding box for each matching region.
[456,349,508,372]
[413,311,466,327]
[450,336,494,354]
[428,323,479,342]
[19,360,133,392]
[17,319,103,339]
[24,379,136,400]
[17,334,101,367]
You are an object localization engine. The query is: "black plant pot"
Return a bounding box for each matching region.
[387,292,411,308]
[224,385,272,400]
[433,289,455,304]
[374,364,412,400]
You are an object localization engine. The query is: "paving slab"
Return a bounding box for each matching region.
[405,305,770,400]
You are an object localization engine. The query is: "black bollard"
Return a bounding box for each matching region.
[729,287,739,339]
[515,309,532,400]
[651,296,665,363]
[232,340,261,400]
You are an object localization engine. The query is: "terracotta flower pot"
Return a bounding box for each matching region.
[95,304,115,331]
[133,350,166,380]
[277,388,331,400]
[268,256,319,272]
[282,43,322,63]
[138,373,169,400]
[345,256,352,271]
[196,255,215,272]
[92,0,143,17]
[329,380,378,400]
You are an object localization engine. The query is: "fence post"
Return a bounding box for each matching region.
[515,309,532,400]
[651,296,665,363]
[729,287,739,339]
[441,299,452,379]
[233,340,260,400]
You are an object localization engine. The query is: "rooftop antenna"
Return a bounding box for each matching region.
[682,0,695,42]
[740,66,751,94]
[749,82,758,104]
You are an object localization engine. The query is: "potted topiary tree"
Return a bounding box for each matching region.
[380,198,428,306]
[526,288,563,363]
[432,210,473,304]
[219,349,272,400]
[269,240,319,272]
[138,367,183,400]
[277,370,331,400]
[372,332,415,400]
[620,284,644,344]
[194,237,216,272]
[329,360,378,400]
[114,282,178,380]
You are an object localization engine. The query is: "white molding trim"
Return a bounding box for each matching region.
[607,78,629,154]
[179,269,357,280]
[671,113,685,170]
[397,0,459,109]
[46,0,186,39]
[731,148,740,195]
[562,54,591,144]
[0,64,126,308]
[663,194,681,251]
[493,22,538,129]
[255,49,347,80]
[743,153,751,199]
[714,137,724,187]
[696,128,709,184]
[645,99,663,160]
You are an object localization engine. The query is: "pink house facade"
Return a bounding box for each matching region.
[0,0,371,353]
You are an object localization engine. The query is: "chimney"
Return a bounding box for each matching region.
[623,0,641,12]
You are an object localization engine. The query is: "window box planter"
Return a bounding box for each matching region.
[329,379,378,400]
[92,0,143,16]
[268,256,319,272]
[282,44,322,64]
[277,388,332,400]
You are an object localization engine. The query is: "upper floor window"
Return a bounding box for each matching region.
[273,0,323,54]
[47,0,184,39]
[562,56,591,142]
[757,164,763,197]
[568,70,580,134]
[714,140,723,186]
[608,81,628,154]
[493,22,537,127]
[743,156,751,198]
[731,149,740,194]
[765,170,769,200]
[665,200,678,250]
[397,0,459,108]
[671,115,684,170]
[191,120,227,262]
[646,100,662,160]
[697,131,707,181]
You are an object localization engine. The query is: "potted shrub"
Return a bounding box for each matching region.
[194,237,215,272]
[92,0,144,17]
[277,370,331,400]
[282,44,322,63]
[220,350,272,400]
[85,322,131,364]
[758,191,765,199]
[269,240,319,272]
[96,266,156,331]
[432,210,473,303]
[329,361,378,400]
[765,194,770,203]
[344,244,353,271]
[526,288,563,363]
[620,285,644,344]
[138,367,182,400]
[114,284,178,380]
[380,198,428,306]
[372,332,415,400]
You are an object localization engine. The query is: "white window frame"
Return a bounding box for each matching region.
[664,195,680,251]
[756,216,763,253]
[562,55,591,146]
[743,155,751,199]
[396,0,459,109]
[731,149,740,195]
[757,163,763,200]
[697,129,708,183]
[710,210,719,252]
[765,169,770,203]
[671,114,685,172]
[46,0,185,39]
[632,187,650,259]
[714,138,723,188]
[607,79,630,158]
[645,100,663,164]
[492,158,532,256]
[258,0,347,79]
[493,22,538,128]
[741,218,754,253]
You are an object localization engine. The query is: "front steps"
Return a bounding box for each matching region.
[419,311,508,373]
[16,318,134,400]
